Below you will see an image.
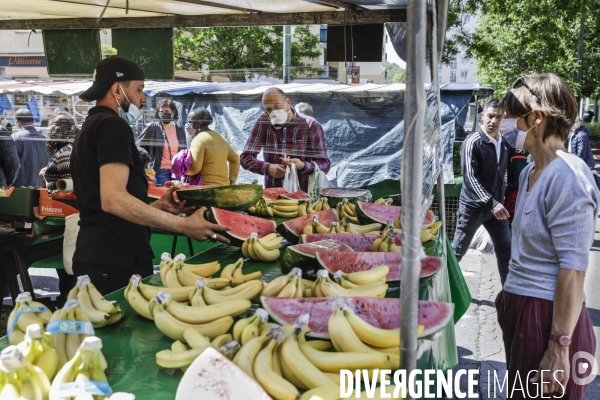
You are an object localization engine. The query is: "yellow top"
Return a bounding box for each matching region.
[187,130,240,186]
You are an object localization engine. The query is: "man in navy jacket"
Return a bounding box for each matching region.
[0,125,19,188]
[452,98,511,285]
[569,117,595,169]
[12,108,48,187]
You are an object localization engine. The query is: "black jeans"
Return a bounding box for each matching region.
[452,203,511,285]
[72,260,153,295]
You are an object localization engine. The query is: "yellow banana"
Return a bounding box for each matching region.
[202,283,263,304]
[232,260,263,282]
[344,265,390,285]
[343,307,401,348]
[137,281,194,302]
[272,204,300,213]
[233,315,258,344]
[241,235,251,258]
[164,297,251,324]
[257,235,284,251]
[315,221,330,234]
[304,340,332,351]
[347,222,383,234]
[183,260,221,277]
[254,339,300,400]
[125,276,153,320]
[233,334,270,379]
[273,199,300,206]
[276,276,299,298]
[210,334,233,349]
[252,237,281,262]
[76,286,110,328]
[261,270,295,297]
[298,202,308,216]
[156,347,206,369]
[272,209,299,218]
[299,340,392,372]
[85,283,120,315]
[240,316,261,346]
[300,385,341,400]
[164,265,183,287]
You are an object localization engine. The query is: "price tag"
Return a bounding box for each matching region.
[46,320,95,335]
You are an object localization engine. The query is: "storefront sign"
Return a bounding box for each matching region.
[351,66,360,84]
[0,56,47,67]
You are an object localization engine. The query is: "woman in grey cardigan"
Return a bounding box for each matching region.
[496,73,599,400]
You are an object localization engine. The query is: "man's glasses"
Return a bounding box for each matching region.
[513,77,542,104]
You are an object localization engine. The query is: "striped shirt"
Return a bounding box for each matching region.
[240,109,330,192]
[45,144,72,191]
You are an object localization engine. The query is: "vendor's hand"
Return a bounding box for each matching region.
[183,206,232,243]
[280,155,305,171]
[530,342,570,396]
[268,164,286,179]
[39,167,46,176]
[153,186,196,215]
[492,203,510,220]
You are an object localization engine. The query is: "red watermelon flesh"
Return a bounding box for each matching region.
[356,201,435,227]
[148,186,168,199]
[302,233,402,252]
[277,209,338,243]
[210,207,276,247]
[263,187,289,201]
[279,190,311,200]
[280,239,353,276]
[261,296,454,338]
[315,251,443,281]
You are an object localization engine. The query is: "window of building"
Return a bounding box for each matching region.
[460,71,468,79]
[464,14,471,23]
[320,26,327,43]
[450,59,457,69]
[450,71,456,83]
[461,57,470,64]
[438,62,443,69]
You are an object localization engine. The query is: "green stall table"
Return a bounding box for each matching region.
[0,231,460,399]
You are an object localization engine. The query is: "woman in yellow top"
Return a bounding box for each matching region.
[186,108,240,186]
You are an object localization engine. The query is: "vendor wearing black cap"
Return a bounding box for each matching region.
[71,57,231,295]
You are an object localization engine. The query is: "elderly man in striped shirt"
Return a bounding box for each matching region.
[240,88,330,192]
[452,98,511,286]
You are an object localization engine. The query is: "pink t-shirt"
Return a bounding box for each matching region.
[160,124,179,170]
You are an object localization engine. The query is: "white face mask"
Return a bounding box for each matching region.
[500,118,527,152]
[269,105,289,126]
[116,85,142,124]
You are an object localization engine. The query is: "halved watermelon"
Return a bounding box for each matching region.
[356,201,435,227]
[207,207,276,247]
[176,184,263,211]
[280,239,353,276]
[263,187,289,201]
[276,209,339,243]
[301,233,402,252]
[320,188,371,208]
[315,251,443,281]
[148,185,168,200]
[278,190,311,201]
[261,297,454,338]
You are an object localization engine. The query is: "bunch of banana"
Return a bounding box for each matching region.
[297,201,316,216]
[374,197,393,205]
[381,219,395,236]
[69,276,124,327]
[159,253,186,286]
[249,199,275,217]
[49,336,110,400]
[48,299,108,372]
[7,292,52,345]
[302,215,331,235]
[124,274,196,320]
[159,254,224,288]
[340,218,382,234]
[152,292,234,342]
[331,265,389,290]
[156,327,213,370]
[271,199,300,218]
[0,346,51,400]
[276,269,303,298]
[419,220,443,242]
[241,232,281,262]
[337,199,360,224]
[220,257,264,285]
[312,198,330,212]
[232,309,270,345]
[191,277,264,305]
[372,230,402,253]
[261,268,300,297]
[16,324,59,380]
[327,304,399,369]
[312,270,388,298]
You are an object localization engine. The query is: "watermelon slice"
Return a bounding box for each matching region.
[320,188,371,208]
[148,185,168,199]
[301,233,402,252]
[263,187,289,201]
[261,297,454,338]
[276,209,339,243]
[207,207,276,247]
[278,190,311,201]
[280,239,353,276]
[176,184,263,211]
[356,201,435,227]
[315,251,443,281]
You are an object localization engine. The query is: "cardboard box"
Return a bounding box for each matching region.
[38,190,79,217]
[0,188,39,220]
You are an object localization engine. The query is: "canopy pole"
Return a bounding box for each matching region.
[400,0,427,393]
[283,26,292,84]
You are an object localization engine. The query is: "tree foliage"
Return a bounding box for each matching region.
[174,26,322,82]
[384,61,406,83]
[445,0,600,98]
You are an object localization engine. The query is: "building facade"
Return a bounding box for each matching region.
[438,14,478,85]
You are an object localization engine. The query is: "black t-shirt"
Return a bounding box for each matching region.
[583,110,595,123]
[71,106,153,267]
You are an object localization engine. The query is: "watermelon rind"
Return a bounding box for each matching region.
[355,201,402,225]
[278,190,311,201]
[301,233,402,252]
[315,251,443,281]
[320,188,372,208]
[280,239,353,276]
[263,187,289,201]
[261,296,454,339]
[208,207,276,247]
[175,184,263,211]
[276,209,339,244]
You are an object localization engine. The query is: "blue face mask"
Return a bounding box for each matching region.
[116,85,142,124]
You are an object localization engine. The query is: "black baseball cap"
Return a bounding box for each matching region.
[79,56,145,102]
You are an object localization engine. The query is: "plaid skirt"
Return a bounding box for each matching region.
[496,290,596,399]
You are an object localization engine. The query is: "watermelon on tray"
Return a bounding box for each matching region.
[263,187,289,201]
[301,233,402,252]
[261,296,454,339]
[280,239,353,276]
[320,188,371,208]
[315,251,443,281]
[278,190,311,201]
[176,184,263,211]
[206,207,276,247]
[356,201,435,227]
[276,209,339,243]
